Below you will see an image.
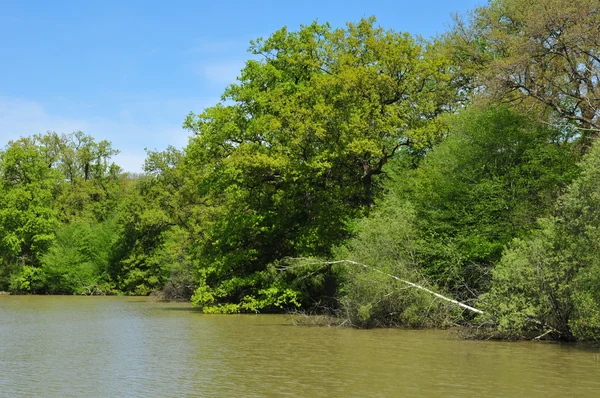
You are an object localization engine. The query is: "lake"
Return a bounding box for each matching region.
[0,296,599,397]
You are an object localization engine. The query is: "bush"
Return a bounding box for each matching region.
[406,106,578,300]
[334,195,457,328]
[10,266,44,293]
[480,140,600,340]
[33,218,117,294]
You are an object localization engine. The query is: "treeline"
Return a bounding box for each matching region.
[2,0,600,340]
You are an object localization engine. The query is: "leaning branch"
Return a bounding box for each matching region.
[282,258,484,315]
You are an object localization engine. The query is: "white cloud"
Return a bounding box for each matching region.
[113,153,148,175]
[196,60,246,86]
[0,97,85,143]
[185,37,261,88]
[187,39,249,55]
[0,96,201,173]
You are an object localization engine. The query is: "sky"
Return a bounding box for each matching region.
[0,0,484,172]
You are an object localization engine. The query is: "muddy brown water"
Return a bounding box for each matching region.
[1,296,599,397]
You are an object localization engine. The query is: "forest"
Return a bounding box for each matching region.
[1,0,600,341]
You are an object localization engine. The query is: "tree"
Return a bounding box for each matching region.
[107,147,194,296]
[108,184,174,295]
[54,131,122,222]
[0,137,60,288]
[33,218,118,294]
[452,0,600,144]
[179,18,459,312]
[0,131,123,291]
[333,196,456,328]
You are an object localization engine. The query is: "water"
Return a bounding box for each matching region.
[0,296,599,397]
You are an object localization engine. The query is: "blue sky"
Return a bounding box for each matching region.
[0,0,483,172]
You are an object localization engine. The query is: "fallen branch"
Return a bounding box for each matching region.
[283,258,484,315]
[533,329,554,341]
[529,317,561,340]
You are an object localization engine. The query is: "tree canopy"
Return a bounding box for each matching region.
[176,18,461,312]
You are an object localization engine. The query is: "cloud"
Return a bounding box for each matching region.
[0,96,205,173]
[196,60,246,86]
[0,97,84,143]
[187,39,249,55]
[113,152,149,175]
[185,37,261,88]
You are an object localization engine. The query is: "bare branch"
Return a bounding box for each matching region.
[282,257,485,314]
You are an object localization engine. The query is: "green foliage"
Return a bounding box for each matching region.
[400,106,577,300]
[39,218,118,294]
[9,266,44,293]
[0,132,126,293]
[0,136,61,281]
[0,131,123,289]
[54,131,122,222]
[190,264,301,313]
[327,105,579,329]
[6,218,118,295]
[109,184,173,295]
[478,222,567,338]
[2,13,599,342]
[177,17,460,312]
[481,140,600,340]
[156,227,196,300]
[333,196,456,328]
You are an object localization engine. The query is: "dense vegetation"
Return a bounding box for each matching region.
[2,0,600,340]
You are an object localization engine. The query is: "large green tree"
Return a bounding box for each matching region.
[179,18,459,312]
[54,131,122,222]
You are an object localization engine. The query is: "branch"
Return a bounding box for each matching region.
[533,328,554,341]
[282,258,484,314]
